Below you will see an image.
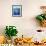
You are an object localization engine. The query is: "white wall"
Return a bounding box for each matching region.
[0,0,46,38]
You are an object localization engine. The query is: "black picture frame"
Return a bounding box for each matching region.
[12,5,22,17]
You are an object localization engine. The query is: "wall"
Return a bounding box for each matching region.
[0,0,46,38]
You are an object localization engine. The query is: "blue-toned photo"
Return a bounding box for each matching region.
[13,8,20,15]
[12,5,22,17]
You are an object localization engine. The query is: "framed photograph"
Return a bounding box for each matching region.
[12,5,22,17]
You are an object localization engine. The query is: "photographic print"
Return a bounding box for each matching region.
[12,5,22,17]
